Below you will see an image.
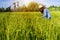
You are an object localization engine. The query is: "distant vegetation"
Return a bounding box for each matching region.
[48,6,60,11]
[0,2,60,12]
[0,6,13,12]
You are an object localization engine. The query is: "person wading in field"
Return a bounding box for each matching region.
[39,4,51,19]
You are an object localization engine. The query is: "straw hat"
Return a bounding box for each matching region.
[39,4,45,8]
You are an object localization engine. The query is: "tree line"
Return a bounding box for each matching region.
[48,6,60,11]
[0,2,60,12]
[0,6,13,12]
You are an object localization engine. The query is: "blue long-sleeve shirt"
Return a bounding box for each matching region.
[43,9,51,19]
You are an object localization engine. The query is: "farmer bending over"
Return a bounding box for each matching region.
[39,4,51,19]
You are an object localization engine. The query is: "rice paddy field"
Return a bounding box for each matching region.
[0,11,60,40]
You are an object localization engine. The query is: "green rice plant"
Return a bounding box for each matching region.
[0,11,60,40]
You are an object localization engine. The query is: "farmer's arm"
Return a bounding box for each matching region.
[43,9,46,17]
[47,11,51,19]
[43,9,51,19]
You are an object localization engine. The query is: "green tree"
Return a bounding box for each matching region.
[5,6,12,12]
[48,5,57,11]
[0,7,5,12]
[58,6,60,11]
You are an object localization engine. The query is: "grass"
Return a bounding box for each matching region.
[0,11,60,40]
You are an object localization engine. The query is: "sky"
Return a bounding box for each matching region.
[0,0,60,8]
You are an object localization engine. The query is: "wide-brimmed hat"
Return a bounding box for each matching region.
[39,4,45,8]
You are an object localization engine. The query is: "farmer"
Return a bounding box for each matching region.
[39,4,51,19]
